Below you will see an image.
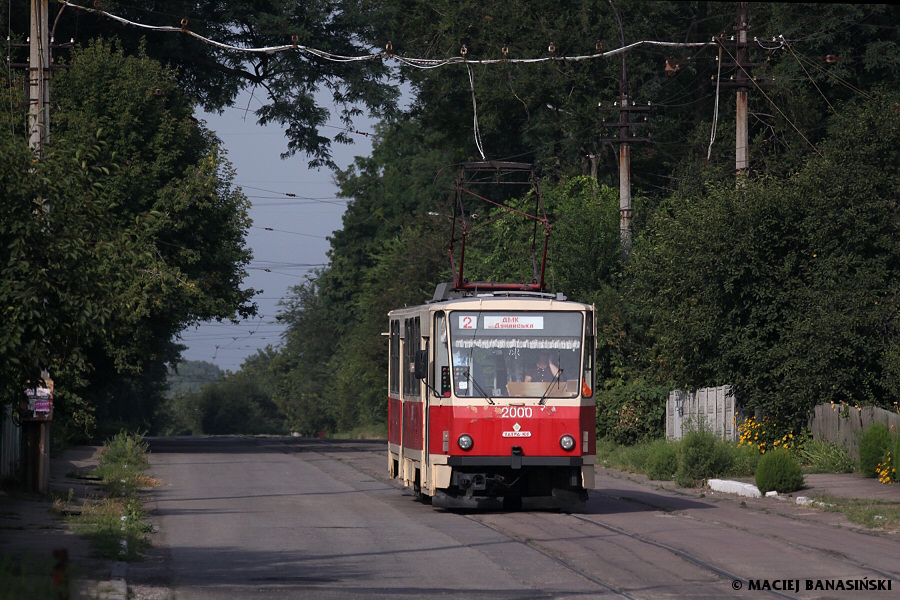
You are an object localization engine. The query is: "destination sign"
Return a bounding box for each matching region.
[484,316,544,330]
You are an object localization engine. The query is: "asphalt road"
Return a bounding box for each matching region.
[128,437,900,599]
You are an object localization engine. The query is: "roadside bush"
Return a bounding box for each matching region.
[859,423,892,477]
[755,447,803,493]
[726,442,762,478]
[644,440,679,480]
[674,429,733,487]
[595,379,668,444]
[798,439,856,473]
[596,437,652,473]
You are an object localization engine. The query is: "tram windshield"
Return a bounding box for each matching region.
[448,311,584,399]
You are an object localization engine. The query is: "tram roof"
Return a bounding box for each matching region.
[388,285,591,318]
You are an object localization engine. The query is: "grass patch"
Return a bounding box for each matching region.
[0,554,56,600]
[66,431,156,561]
[332,423,388,440]
[70,498,152,561]
[799,439,856,474]
[815,497,900,532]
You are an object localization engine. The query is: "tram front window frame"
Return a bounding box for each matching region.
[444,310,585,399]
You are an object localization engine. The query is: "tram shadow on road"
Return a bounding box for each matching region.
[582,488,714,516]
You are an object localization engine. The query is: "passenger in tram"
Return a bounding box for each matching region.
[524,350,559,382]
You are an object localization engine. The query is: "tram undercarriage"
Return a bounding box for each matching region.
[431,464,589,510]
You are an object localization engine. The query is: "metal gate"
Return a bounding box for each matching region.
[1,405,22,479]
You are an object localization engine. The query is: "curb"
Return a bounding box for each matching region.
[75,578,127,600]
[707,479,831,507]
[708,478,761,498]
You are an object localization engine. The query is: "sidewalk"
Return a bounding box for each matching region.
[0,445,127,600]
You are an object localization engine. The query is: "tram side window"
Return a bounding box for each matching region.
[403,317,421,396]
[389,320,400,394]
[433,313,450,396]
[582,312,594,397]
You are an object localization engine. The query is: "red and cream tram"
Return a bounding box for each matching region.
[387,284,596,509]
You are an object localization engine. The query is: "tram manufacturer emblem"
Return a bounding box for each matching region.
[502,422,531,438]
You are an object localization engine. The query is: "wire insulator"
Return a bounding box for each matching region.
[501,45,509,58]
[180,18,188,30]
[385,41,393,57]
[548,42,556,54]
[291,34,298,48]
[460,44,467,57]
[595,40,603,52]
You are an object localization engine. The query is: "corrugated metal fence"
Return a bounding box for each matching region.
[809,403,900,459]
[1,405,22,479]
[666,385,738,441]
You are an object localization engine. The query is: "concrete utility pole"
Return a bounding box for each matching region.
[603,0,650,258]
[735,2,749,182]
[29,0,50,154]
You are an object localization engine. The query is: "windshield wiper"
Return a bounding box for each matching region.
[463,369,495,405]
[539,368,563,406]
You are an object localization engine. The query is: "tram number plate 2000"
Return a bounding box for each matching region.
[501,406,533,419]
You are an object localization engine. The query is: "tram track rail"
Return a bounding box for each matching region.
[284,439,900,599]
[587,488,900,584]
[463,512,643,599]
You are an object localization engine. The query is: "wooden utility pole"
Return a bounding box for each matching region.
[25,0,52,495]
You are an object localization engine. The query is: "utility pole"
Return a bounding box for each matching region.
[734,2,749,182]
[25,0,52,495]
[718,2,768,184]
[29,0,50,154]
[602,0,650,258]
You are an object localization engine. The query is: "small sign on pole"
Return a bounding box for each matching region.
[22,381,54,422]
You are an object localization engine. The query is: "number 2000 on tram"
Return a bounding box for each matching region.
[387,286,596,509]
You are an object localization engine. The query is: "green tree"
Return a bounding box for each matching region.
[166,360,225,397]
[0,0,398,168]
[328,222,449,431]
[1,40,256,437]
[272,279,340,436]
[0,128,119,424]
[46,40,256,435]
[629,91,900,429]
[164,349,283,435]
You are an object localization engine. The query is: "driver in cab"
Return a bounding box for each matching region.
[524,350,559,382]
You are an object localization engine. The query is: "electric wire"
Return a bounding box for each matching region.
[707,45,722,161]
[59,1,709,67]
[466,63,486,160]
[783,39,835,114]
[783,38,873,102]
[716,37,823,161]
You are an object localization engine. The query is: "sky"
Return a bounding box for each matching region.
[177,92,375,372]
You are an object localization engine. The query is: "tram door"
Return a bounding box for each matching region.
[413,314,433,493]
[402,316,424,489]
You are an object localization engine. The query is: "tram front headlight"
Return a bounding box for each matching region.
[560,434,576,452]
[458,434,474,451]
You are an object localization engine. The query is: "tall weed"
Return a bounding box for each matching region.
[798,439,856,474]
